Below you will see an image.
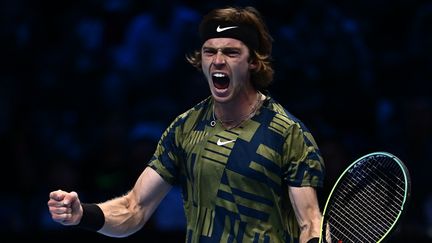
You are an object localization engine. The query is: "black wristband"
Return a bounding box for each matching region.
[77,203,105,231]
[307,237,320,243]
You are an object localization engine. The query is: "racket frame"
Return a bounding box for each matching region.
[319,151,411,243]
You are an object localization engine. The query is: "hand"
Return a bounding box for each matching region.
[324,222,331,243]
[47,190,83,226]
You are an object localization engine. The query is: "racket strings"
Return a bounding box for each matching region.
[369,156,406,195]
[363,160,405,210]
[329,173,396,240]
[326,155,407,243]
[352,164,404,221]
[327,206,373,242]
[330,161,404,237]
[328,191,383,241]
[329,188,387,242]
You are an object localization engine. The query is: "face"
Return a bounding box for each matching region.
[201,38,256,104]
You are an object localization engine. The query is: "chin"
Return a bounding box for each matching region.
[211,92,231,103]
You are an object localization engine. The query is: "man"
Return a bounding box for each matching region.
[48,6,325,243]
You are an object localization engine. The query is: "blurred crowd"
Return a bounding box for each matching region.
[0,0,431,241]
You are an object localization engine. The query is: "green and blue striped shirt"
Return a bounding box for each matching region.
[149,96,325,243]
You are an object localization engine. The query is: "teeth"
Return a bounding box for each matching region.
[212,73,226,77]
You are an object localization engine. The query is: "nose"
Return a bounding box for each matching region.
[212,50,226,66]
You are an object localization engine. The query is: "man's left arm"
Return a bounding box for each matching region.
[289,186,322,243]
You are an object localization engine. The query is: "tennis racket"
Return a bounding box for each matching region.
[319,151,411,243]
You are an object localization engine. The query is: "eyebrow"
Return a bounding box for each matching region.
[202,45,241,49]
[202,47,242,52]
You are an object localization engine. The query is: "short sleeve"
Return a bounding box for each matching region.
[148,119,182,185]
[282,123,325,187]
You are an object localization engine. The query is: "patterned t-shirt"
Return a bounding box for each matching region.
[149,95,325,243]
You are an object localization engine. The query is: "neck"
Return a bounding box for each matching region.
[212,91,263,129]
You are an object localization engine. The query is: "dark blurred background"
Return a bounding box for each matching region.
[1,0,431,242]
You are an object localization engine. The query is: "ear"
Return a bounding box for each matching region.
[249,60,257,70]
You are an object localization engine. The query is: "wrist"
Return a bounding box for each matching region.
[77,203,105,231]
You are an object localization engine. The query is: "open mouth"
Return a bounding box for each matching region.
[212,72,230,89]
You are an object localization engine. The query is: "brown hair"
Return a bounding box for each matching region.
[186,6,274,91]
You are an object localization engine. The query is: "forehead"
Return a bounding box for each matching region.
[202,37,247,49]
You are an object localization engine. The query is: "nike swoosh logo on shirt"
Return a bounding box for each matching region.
[216,138,236,146]
[216,25,239,32]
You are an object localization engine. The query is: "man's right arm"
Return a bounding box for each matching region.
[48,166,172,238]
[98,166,172,237]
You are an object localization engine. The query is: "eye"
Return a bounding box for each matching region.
[223,48,241,57]
[202,48,216,57]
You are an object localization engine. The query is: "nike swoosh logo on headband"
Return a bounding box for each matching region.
[216,25,239,32]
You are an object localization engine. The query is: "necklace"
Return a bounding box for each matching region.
[210,92,263,129]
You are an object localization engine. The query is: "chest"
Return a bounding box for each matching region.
[182,120,285,200]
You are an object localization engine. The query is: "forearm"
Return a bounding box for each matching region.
[97,192,147,238]
[289,187,322,243]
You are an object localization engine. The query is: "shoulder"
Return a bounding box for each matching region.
[264,96,309,132]
[265,97,321,151]
[156,97,211,145]
[167,96,211,131]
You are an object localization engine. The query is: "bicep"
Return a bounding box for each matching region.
[131,166,172,222]
[97,166,172,237]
